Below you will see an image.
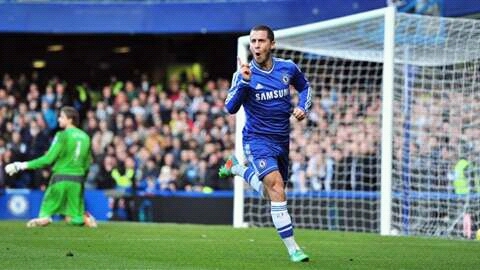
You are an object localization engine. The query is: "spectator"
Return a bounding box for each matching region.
[306,148,327,191]
[179,150,201,191]
[107,155,136,221]
[204,153,226,190]
[289,151,307,193]
[111,155,135,193]
[41,101,58,132]
[96,155,117,189]
[92,120,114,153]
[157,152,177,191]
[41,84,55,106]
[24,119,50,160]
[53,82,72,110]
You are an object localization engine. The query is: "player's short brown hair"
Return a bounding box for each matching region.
[61,106,79,127]
[251,25,275,41]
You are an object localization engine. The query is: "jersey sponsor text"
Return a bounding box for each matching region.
[255,88,289,101]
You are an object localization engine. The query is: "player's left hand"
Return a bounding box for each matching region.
[5,162,27,176]
[292,107,306,121]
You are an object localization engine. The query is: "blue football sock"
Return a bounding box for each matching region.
[233,165,264,197]
[271,201,300,255]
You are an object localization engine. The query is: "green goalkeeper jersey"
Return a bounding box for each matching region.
[27,127,92,176]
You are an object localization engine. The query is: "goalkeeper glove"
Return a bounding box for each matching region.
[5,162,27,176]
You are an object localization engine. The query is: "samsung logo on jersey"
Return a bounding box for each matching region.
[255,88,289,101]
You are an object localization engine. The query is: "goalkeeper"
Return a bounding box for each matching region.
[5,106,96,228]
[220,25,312,262]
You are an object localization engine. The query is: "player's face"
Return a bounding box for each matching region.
[58,111,69,128]
[249,30,275,66]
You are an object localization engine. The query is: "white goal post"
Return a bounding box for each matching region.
[233,6,480,239]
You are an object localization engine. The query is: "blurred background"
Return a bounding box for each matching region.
[2,0,478,86]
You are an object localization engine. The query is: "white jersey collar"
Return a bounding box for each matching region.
[251,58,275,74]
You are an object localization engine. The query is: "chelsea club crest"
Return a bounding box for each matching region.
[258,159,267,169]
[282,74,290,85]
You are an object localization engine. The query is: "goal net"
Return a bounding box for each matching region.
[234,7,480,238]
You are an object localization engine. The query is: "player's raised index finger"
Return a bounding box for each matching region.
[237,57,243,68]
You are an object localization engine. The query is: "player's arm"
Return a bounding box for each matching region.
[26,132,64,170]
[291,63,312,121]
[224,71,250,114]
[5,132,63,176]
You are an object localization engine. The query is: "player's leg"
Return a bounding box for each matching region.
[262,153,309,262]
[240,165,267,198]
[27,183,66,227]
[63,181,88,226]
[263,170,307,262]
[218,143,266,197]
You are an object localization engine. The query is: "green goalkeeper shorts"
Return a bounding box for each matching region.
[39,180,85,225]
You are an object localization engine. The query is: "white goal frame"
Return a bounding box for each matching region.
[234,6,480,237]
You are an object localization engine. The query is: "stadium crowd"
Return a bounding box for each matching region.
[0,71,384,194]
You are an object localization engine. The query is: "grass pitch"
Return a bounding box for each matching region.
[0,221,479,269]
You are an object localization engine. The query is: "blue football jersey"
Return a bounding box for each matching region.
[225,57,312,142]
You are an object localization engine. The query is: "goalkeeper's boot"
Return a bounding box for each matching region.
[26,217,52,228]
[84,211,98,228]
[290,249,309,263]
[218,155,239,178]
